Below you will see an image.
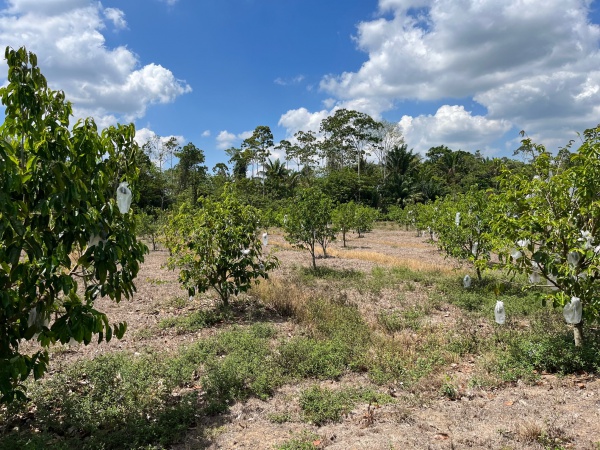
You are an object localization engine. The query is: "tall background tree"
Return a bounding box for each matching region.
[174,142,208,204]
[319,109,382,201]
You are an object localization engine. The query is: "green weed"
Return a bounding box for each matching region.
[268,412,292,424]
[158,308,230,333]
[1,352,199,450]
[299,386,393,426]
[276,431,321,450]
[200,323,282,414]
[298,266,364,283]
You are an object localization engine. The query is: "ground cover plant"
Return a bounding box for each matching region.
[2,227,600,449]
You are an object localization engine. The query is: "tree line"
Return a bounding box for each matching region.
[135,109,530,218]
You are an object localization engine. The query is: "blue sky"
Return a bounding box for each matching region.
[2,0,600,170]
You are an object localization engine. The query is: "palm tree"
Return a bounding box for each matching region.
[384,144,420,205]
[264,159,290,198]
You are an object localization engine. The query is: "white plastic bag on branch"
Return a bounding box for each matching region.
[471,241,478,256]
[494,301,506,324]
[116,182,132,214]
[27,308,49,329]
[510,248,522,260]
[88,234,103,248]
[563,297,582,324]
[567,252,580,267]
[455,212,461,226]
[262,232,268,246]
[579,230,593,250]
[463,275,471,288]
[529,270,541,284]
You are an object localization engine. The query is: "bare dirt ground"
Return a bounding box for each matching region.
[32,227,600,449]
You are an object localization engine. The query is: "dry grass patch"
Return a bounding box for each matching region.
[361,238,432,250]
[327,248,455,273]
[249,276,311,320]
[516,421,545,444]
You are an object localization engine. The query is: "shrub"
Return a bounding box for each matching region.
[283,187,336,269]
[166,186,278,307]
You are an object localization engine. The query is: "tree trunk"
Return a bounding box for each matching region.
[342,231,346,247]
[476,267,482,281]
[311,252,317,270]
[573,322,584,347]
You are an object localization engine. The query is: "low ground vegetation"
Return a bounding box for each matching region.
[1,227,599,449]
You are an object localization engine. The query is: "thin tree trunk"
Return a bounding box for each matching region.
[573,322,584,347]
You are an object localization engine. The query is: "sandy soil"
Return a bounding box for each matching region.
[25,227,600,449]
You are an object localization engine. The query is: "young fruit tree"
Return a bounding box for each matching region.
[283,187,336,269]
[433,189,493,281]
[166,187,278,307]
[332,201,357,247]
[0,47,147,402]
[354,204,378,238]
[492,127,600,346]
[136,208,167,251]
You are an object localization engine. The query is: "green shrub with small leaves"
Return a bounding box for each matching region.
[166,186,278,307]
[283,187,336,269]
[354,204,378,237]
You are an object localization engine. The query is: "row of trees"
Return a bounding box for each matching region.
[395,129,600,346]
[136,112,528,215]
[162,124,600,349]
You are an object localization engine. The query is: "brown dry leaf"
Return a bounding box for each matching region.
[313,440,322,446]
[434,433,450,440]
[504,401,514,406]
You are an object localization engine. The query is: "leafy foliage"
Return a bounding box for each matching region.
[492,126,600,344]
[332,201,357,247]
[136,208,166,251]
[0,47,146,402]
[430,189,494,280]
[354,204,378,237]
[283,187,336,269]
[166,186,278,306]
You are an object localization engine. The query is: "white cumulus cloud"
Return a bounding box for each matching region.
[104,7,126,30]
[216,131,237,150]
[399,105,512,155]
[278,107,331,137]
[317,0,600,152]
[0,0,191,128]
